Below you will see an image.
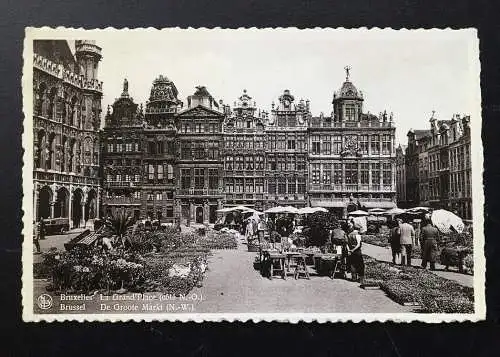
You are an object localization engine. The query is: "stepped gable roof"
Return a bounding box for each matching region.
[414,129,431,139]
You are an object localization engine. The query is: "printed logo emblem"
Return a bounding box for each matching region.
[37,294,53,310]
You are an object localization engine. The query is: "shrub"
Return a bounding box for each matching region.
[303,212,338,247]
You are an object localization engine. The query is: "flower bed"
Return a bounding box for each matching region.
[37,228,228,296]
[364,256,474,313]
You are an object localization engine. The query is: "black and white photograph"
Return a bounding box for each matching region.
[22,27,484,322]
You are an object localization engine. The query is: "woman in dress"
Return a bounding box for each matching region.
[389,219,402,265]
[346,219,365,285]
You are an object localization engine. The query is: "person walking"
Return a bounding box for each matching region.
[346,220,365,285]
[399,217,415,265]
[421,218,439,270]
[33,220,41,254]
[389,219,401,264]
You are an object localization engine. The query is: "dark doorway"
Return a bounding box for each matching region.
[209,205,217,224]
[85,189,97,221]
[38,186,52,220]
[72,189,83,228]
[134,209,141,221]
[54,187,69,218]
[195,206,204,224]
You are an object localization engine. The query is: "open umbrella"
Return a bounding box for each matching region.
[348,210,369,216]
[383,207,406,216]
[312,207,328,213]
[407,206,431,213]
[264,206,286,214]
[282,205,299,214]
[298,207,315,215]
[431,209,464,234]
[368,208,387,215]
[216,207,236,213]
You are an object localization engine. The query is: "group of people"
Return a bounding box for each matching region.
[328,219,365,286]
[389,216,440,270]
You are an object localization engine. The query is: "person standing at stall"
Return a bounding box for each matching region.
[389,219,401,265]
[346,220,365,285]
[399,217,415,266]
[421,218,439,270]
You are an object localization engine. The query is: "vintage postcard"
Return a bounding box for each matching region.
[22,27,484,322]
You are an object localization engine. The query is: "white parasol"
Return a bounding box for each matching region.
[282,205,299,214]
[312,207,328,213]
[407,206,431,213]
[348,210,369,216]
[216,207,233,213]
[383,207,406,216]
[431,209,465,234]
[264,206,287,214]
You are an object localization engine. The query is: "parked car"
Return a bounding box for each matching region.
[43,218,70,235]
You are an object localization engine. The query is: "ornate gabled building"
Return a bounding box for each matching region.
[101,79,144,220]
[395,144,407,206]
[402,112,472,219]
[222,90,267,210]
[308,68,397,216]
[142,75,182,223]
[265,89,310,209]
[176,86,225,224]
[33,40,103,229]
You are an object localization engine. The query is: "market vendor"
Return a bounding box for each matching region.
[346,220,365,285]
[421,217,439,270]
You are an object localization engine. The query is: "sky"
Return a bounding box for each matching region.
[71,28,480,145]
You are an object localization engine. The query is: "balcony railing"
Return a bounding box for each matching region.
[177,188,223,196]
[103,197,141,205]
[309,121,394,129]
[34,53,103,93]
[309,183,395,192]
[34,170,100,186]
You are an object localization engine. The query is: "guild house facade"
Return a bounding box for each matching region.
[33,40,103,229]
[308,68,397,216]
[101,67,398,224]
[398,113,472,219]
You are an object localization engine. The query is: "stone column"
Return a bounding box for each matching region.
[33,186,39,222]
[80,202,86,228]
[68,187,73,228]
[96,188,100,219]
[203,200,209,225]
[50,201,55,219]
[187,200,192,227]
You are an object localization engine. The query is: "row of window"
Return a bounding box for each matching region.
[107,141,140,153]
[310,163,393,185]
[225,178,265,193]
[225,156,265,171]
[180,168,220,189]
[224,136,265,150]
[267,134,307,151]
[449,145,470,171]
[146,164,175,181]
[180,141,219,160]
[180,123,220,133]
[310,134,392,155]
[267,178,307,195]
